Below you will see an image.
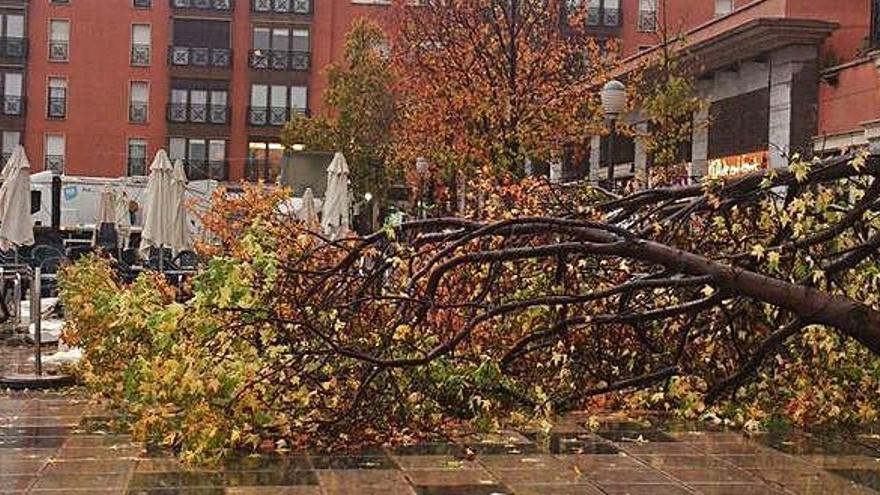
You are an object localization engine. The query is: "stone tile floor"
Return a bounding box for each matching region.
[3,339,880,493]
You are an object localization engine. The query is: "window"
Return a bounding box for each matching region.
[0,14,26,58]
[133,0,152,7]
[715,0,733,16]
[2,131,19,163]
[638,0,657,31]
[168,137,227,180]
[131,24,151,66]
[45,134,65,173]
[583,0,620,27]
[252,0,311,15]
[249,26,310,70]
[167,87,228,124]
[249,84,307,126]
[127,139,148,176]
[49,19,70,61]
[129,81,149,123]
[2,72,23,116]
[172,0,233,11]
[47,77,67,118]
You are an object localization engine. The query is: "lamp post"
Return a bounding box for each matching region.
[415,157,429,219]
[600,80,626,190]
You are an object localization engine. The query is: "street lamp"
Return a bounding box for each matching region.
[415,157,429,219]
[601,79,626,189]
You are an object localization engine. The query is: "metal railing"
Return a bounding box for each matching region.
[47,97,66,118]
[183,159,228,181]
[638,9,657,31]
[0,37,26,60]
[167,103,229,124]
[585,5,621,27]
[45,155,64,173]
[131,43,151,66]
[252,0,311,14]
[248,49,310,71]
[129,102,148,123]
[168,46,231,68]
[0,95,24,116]
[170,0,233,11]
[49,41,69,61]
[247,106,306,126]
[244,159,279,182]
[128,156,147,176]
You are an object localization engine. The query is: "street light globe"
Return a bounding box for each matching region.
[364,192,373,202]
[601,79,627,118]
[415,157,429,175]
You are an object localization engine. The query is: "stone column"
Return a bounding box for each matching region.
[589,135,602,182]
[633,122,649,188]
[768,45,818,169]
[690,106,710,179]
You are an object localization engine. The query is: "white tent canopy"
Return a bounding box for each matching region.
[321,152,351,239]
[139,150,191,257]
[0,146,35,251]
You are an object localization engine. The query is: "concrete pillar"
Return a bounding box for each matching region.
[589,135,602,182]
[768,45,817,169]
[690,106,709,179]
[633,122,649,188]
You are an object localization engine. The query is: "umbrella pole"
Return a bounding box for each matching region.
[32,267,41,377]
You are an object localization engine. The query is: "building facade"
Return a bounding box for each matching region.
[0,0,386,182]
[582,0,880,185]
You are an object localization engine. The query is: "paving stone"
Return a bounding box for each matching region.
[31,472,129,490]
[403,468,499,486]
[412,485,510,495]
[507,483,605,494]
[225,488,322,495]
[490,466,581,484]
[661,467,760,484]
[558,453,645,471]
[476,454,562,470]
[392,455,481,470]
[689,485,789,495]
[586,466,675,484]
[316,469,409,488]
[310,454,396,470]
[635,454,733,469]
[598,484,692,495]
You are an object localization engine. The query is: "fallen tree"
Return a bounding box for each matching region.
[62,153,880,460]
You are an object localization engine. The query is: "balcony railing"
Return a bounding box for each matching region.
[168,46,231,68]
[252,0,311,14]
[130,102,148,123]
[248,106,306,126]
[45,155,64,174]
[49,41,69,61]
[244,159,278,182]
[131,44,151,66]
[248,49,310,71]
[638,9,657,31]
[183,159,228,181]
[171,0,233,11]
[167,103,229,124]
[0,96,24,116]
[0,37,26,60]
[128,157,148,176]
[48,97,66,119]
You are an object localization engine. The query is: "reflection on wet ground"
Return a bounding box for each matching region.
[3,343,880,494]
[1,392,880,494]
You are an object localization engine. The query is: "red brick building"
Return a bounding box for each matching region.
[1,1,879,183]
[0,0,387,182]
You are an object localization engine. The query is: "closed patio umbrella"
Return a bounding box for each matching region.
[140,151,190,263]
[0,146,35,253]
[298,187,319,228]
[92,184,118,248]
[321,152,351,239]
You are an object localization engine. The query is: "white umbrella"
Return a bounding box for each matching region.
[92,184,118,247]
[140,151,190,259]
[321,152,351,239]
[298,187,319,228]
[0,146,35,252]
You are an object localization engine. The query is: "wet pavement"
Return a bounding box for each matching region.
[1,392,879,494]
[3,330,880,494]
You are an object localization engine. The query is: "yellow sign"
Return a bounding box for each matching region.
[708,151,768,178]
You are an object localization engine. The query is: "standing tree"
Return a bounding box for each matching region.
[390,0,613,183]
[282,19,396,202]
